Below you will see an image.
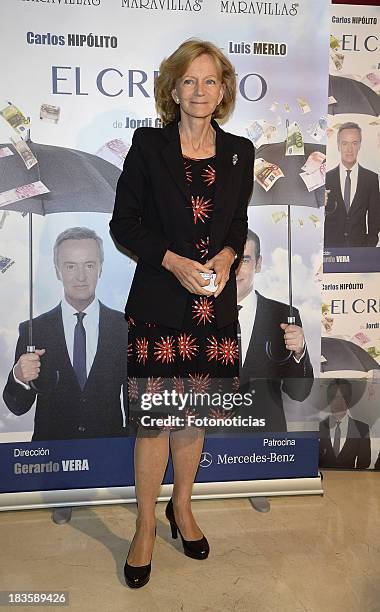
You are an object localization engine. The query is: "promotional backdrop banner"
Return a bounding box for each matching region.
[324,2,380,272]
[320,273,380,470]
[320,1,380,471]
[0,0,329,508]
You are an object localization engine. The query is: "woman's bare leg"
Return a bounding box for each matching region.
[127,429,169,566]
[170,427,205,540]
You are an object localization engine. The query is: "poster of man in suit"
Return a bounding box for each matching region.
[319,379,371,470]
[324,122,380,249]
[236,229,314,432]
[3,227,129,441]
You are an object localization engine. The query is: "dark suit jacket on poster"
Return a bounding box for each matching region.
[319,416,371,469]
[3,303,128,441]
[324,165,380,248]
[110,119,255,330]
[239,292,314,433]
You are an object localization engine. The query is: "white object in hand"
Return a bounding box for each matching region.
[200,272,218,292]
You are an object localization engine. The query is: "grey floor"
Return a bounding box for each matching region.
[1,470,379,612]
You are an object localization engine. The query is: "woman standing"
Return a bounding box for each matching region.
[110,39,254,588]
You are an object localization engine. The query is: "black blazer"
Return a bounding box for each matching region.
[110,119,255,330]
[3,303,128,441]
[319,416,371,469]
[239,292,313,432]
[324,164,380,248]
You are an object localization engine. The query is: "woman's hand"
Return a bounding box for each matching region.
[162,250,215,295]
[203,246,235,298]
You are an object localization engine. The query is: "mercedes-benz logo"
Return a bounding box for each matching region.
[199,452,213,468]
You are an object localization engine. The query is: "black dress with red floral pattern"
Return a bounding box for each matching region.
[127,155,239,430]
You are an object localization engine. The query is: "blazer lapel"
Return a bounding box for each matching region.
[46,305,80,389]
[331,166,346,214]
[347,416,359,438]
[85,302,110,389]
[320,418,333,454]
[213,120,234,204]
[161,121,196,241]
[209,120,234,251]
[161,121,192,206]
[348,165,363,213]
[241,291,262,381]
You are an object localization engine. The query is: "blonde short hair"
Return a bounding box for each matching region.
[155,39,237,126]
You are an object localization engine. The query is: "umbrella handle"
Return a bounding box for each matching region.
[325,199,338,217]
[27,345,40,392]
[265,316,295,365]
[265,340,293,365]
[26,345,59,393]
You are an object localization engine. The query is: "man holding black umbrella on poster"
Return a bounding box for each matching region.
[3,226,128,441]
[236,229,313,432]
[324,122,380,248]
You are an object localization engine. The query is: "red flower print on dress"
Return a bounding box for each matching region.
[127,342,133,362]
[192,297,215,325]
[184,160,192,183]
[232,376,240,392]
[191,195,212,224]
[188,372,211,394]
[154,335,176,363]
[208,407,234,421]
[184,406,200,421]
[195,236,209,260]
[136,337,149,364]
[205,335,219,361]
[127,315,136,327]
[172,376,185,395]
[127,377,139,402]
[178,333,199,360]
[201,164,216,186]
[146,377,164,395]
[218,337,239,365]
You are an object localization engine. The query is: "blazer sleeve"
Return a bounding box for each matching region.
[224,139,255,270]
[367,171,380,247]
[3,323,37,416]
[109,129,171,270]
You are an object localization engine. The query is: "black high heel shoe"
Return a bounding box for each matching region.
[165,498,209,560]
[124,527,156,589]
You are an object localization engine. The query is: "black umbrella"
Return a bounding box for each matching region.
[328,75,380,116]
[250,141,326,208]
[0,136,120,389]
[321,337,380,373]
[250,139,326,363]
[0,139,120,214]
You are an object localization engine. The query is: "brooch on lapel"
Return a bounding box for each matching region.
[232,153,238,165]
